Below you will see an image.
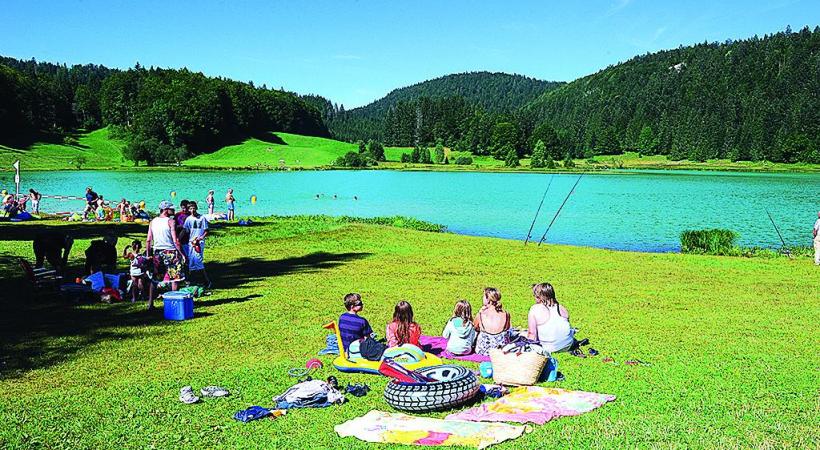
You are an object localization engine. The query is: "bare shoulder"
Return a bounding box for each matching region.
[558,304,570,318]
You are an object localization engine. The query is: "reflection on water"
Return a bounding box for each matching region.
[2,169,818,252]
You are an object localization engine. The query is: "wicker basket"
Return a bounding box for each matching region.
[489,348,547,386]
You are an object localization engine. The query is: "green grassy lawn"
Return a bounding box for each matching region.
[0,217,817,448]
[0,128,128,170]
[576,151,820,173]
[183,133,359,169]
[3,129,819,173]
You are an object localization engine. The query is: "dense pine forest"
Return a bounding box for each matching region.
[525,26,820,163]
[329,27,820,164]
[1,27,818,165]
[327,72,562,147]
[0,57,327,164]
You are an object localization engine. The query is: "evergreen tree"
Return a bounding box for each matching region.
[400,153,411,163]
[637,126,657,154]
[367,140,385,161]
[433,140,445,164]
[545,154,556,169]
[410,146,421,163]
[563,153,576,168]
[420,146,433,164]
[503,146,519,167]
[530,139,546,168]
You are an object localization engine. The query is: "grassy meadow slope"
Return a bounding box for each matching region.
[2,128,818,172]
[0,128,127,170]
[182,132,359,168]
[0,217,817,448]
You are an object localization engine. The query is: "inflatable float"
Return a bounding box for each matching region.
[324,321,442,375]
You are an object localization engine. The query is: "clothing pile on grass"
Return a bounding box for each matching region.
[335,336,615,448]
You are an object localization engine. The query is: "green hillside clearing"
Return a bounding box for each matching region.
[0,128,127,170]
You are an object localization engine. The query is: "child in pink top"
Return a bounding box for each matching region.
[386,300,422,347]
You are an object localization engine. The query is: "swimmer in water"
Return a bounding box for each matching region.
[315,194,320,200]
[353,196,358,201]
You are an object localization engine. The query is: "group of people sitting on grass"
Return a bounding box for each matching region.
[81,187,150,222]
[338,283,584,359]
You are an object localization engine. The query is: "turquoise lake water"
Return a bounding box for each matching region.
[3,170,818,252]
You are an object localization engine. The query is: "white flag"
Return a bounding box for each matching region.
[13,160,20,195]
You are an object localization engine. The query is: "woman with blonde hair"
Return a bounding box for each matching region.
[473,287,511,355]
[527,282,577,353]
[386,300,422,347]
[442,300,477,355]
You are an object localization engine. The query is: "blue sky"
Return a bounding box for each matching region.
[2,0,817,107]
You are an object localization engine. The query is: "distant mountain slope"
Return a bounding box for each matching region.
[524,26,820,162]
[354,72,561,117]
[329,72,563,143]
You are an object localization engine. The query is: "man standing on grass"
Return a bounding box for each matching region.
[813,211,820,266]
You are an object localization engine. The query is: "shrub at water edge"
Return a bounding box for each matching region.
[680,229,738,255]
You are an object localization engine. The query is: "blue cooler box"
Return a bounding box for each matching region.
[163,291,194,320]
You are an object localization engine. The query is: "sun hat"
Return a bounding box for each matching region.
[158,200,174,211]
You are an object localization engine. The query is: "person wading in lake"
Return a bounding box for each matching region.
[813,211,820,266]
[225,188,236,221]
[146,201,186,310]
[206,190,215,215]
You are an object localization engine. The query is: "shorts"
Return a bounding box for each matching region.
[150,249,186,282]
[227,203,235,211]
[185,242,205,271]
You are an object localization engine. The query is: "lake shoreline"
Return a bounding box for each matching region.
[3,162,820,175]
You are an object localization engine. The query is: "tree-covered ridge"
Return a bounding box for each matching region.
[328,72,562,143]
[0,57,328,164]
[525,26,820,163]
[353,71,560,117]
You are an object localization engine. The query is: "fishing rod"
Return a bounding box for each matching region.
[537,172,584,246]
[524,175,555,245]
[764,208,792,259]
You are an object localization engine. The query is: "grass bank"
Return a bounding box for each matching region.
[2,129,819,173]
[0,217,817,448]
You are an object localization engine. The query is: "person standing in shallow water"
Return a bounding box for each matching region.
[206,190,215,215]
[813,211,820,266]
[225,188,236,221]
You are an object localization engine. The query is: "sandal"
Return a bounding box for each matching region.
[588,348,599,356]
[570,348,587,358]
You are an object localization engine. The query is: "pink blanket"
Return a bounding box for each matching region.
[419,335,490,363]
[446,386,616,425]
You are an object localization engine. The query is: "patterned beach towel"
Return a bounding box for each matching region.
[335,410,528,449]
[419,335,491,363]
[446,386,615,425]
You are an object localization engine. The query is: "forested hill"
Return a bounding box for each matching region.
[524,26,820,163]
[354,72,560,117]
[328,72,562,144]
[0,56,327,165]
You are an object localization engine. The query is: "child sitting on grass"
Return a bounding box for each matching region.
[386,300,422,347]
[442,299,477,355]
[338,293,374,353]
